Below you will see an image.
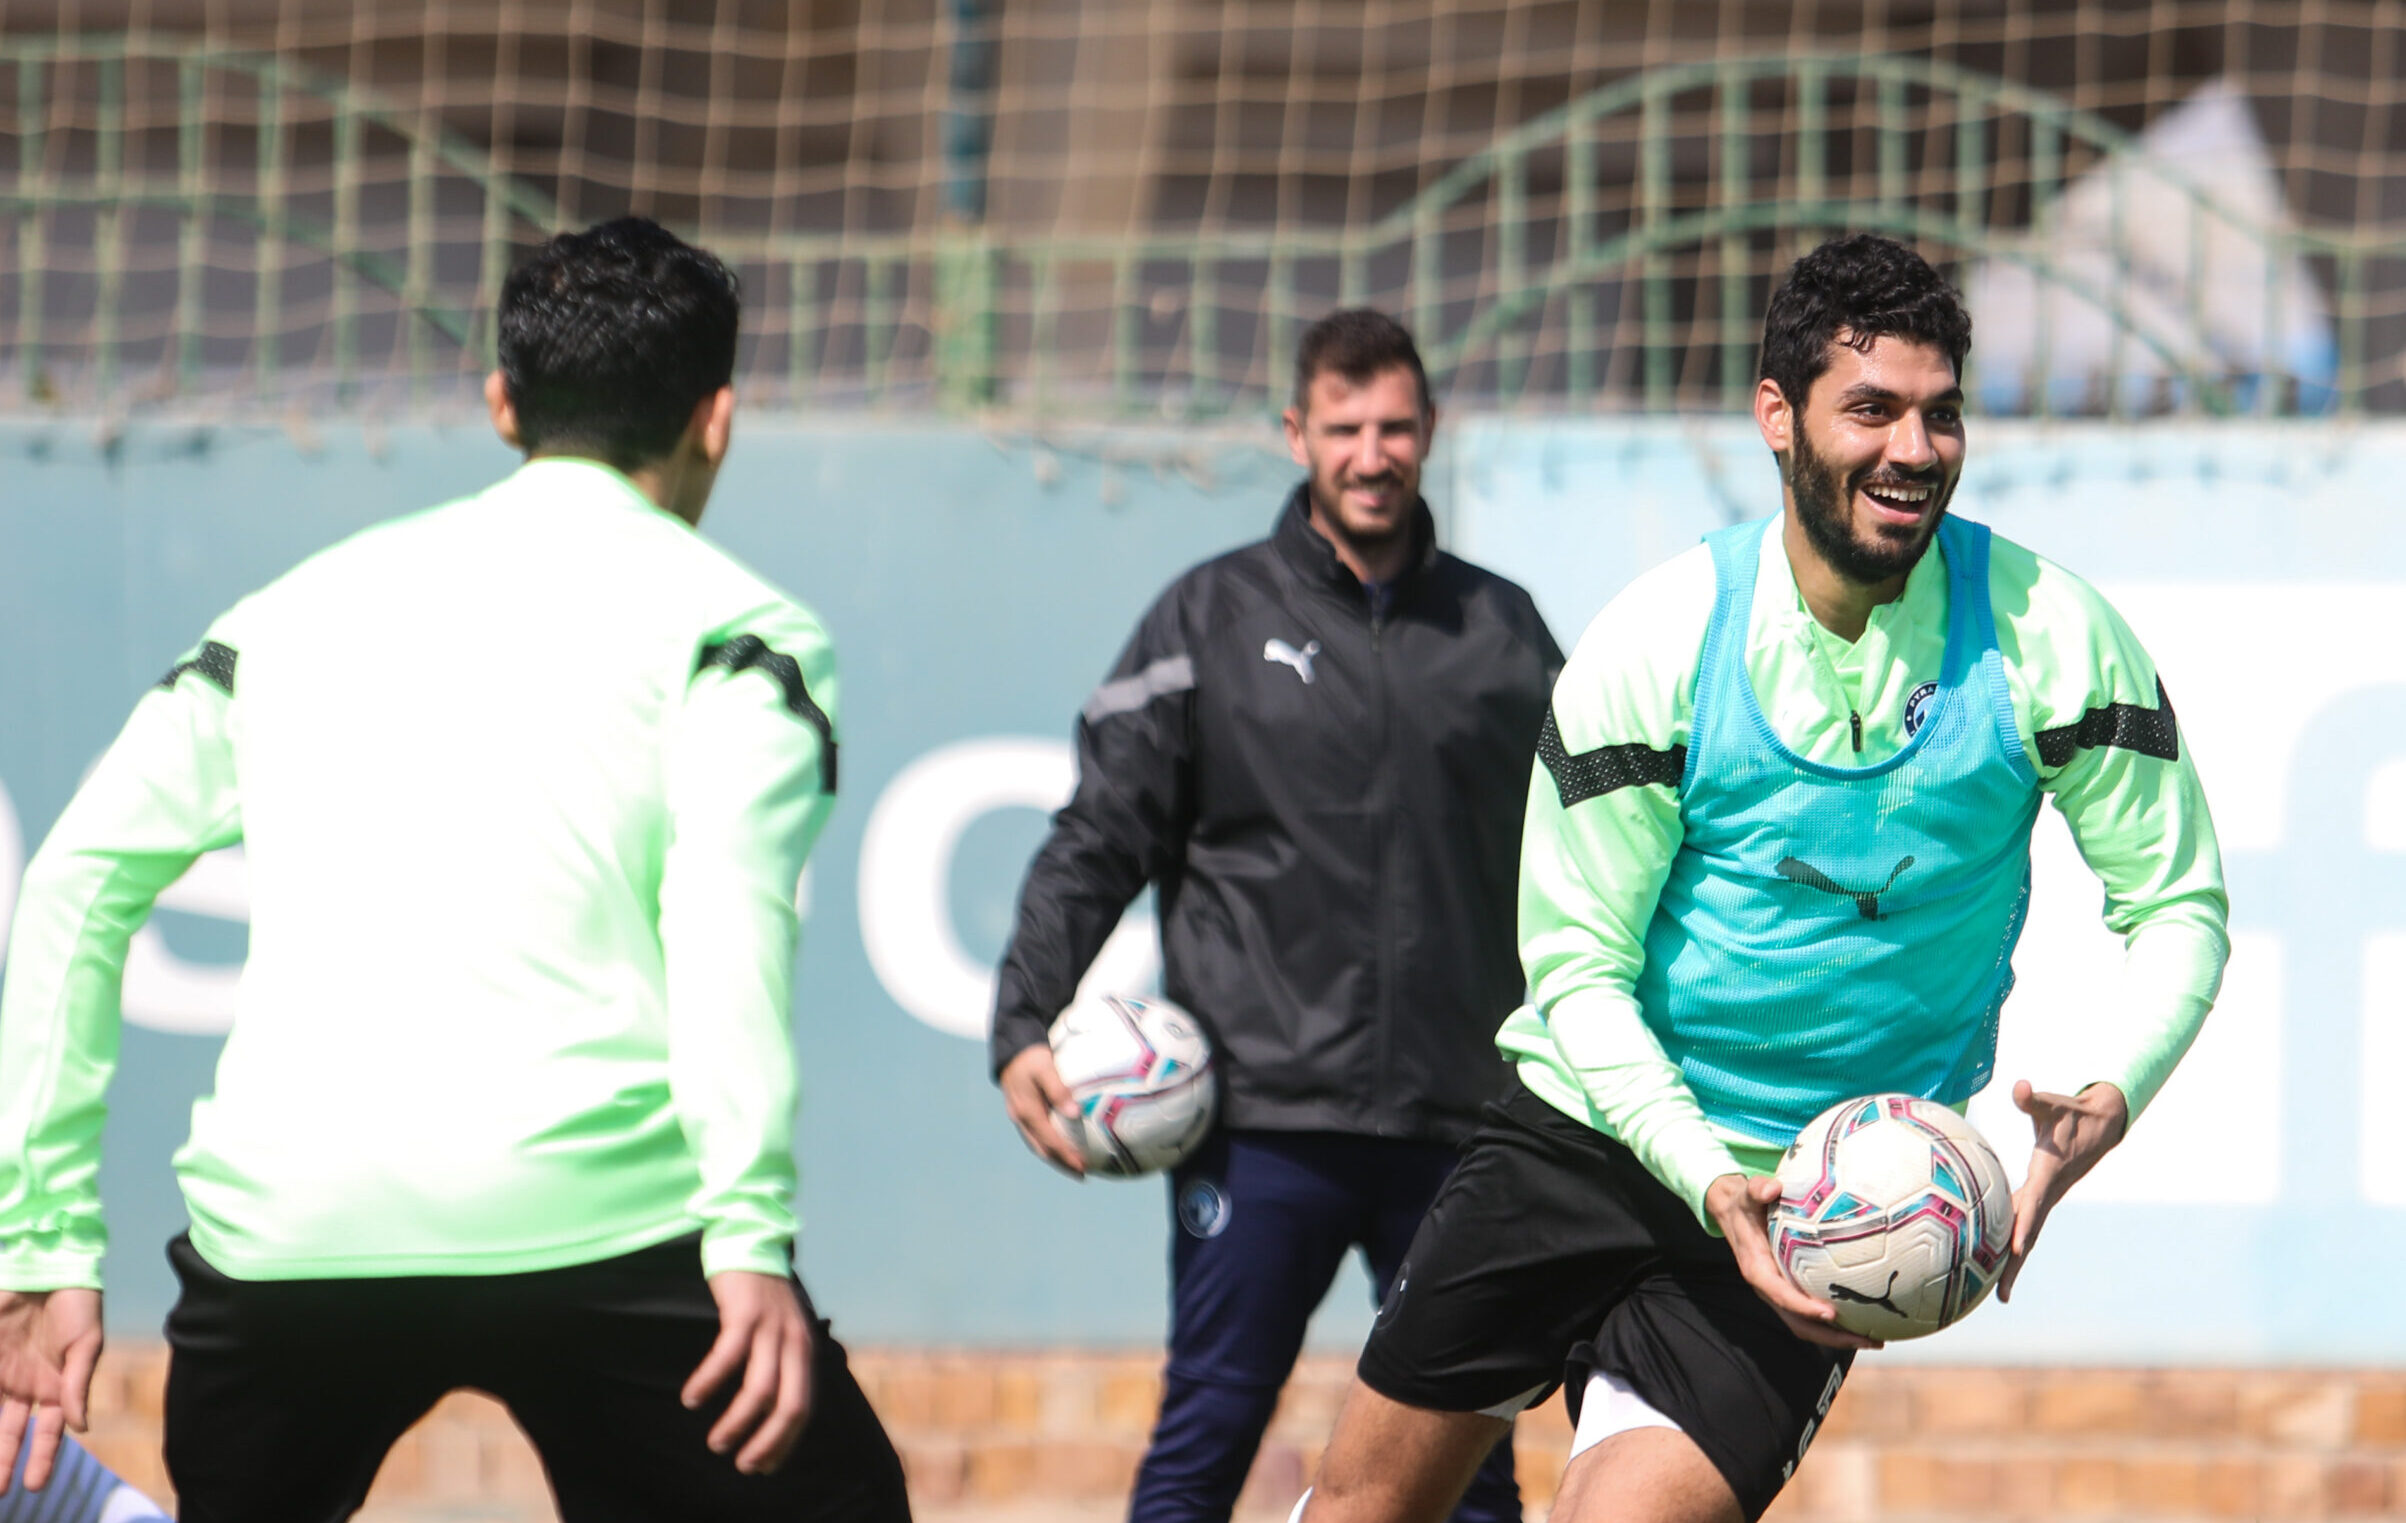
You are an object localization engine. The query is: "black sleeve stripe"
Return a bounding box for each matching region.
[157,640,238,697]
[697,634,839,793]
[2035,677,2179,769]
[1538,707,1685,807]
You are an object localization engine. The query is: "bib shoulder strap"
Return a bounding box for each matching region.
[1693,519,1773,754]
[1937,515,1998,654]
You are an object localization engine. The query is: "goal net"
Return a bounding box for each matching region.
[1,0,2399,418]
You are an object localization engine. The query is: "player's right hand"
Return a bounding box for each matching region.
[0,1287,104,1493]
[685,1271,814,1475]
[1000,1043,1087,1178]
[1705,1173,1883,1353]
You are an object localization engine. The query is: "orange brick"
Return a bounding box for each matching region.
[2265,1453,2332,1518]
[2357,1382,2406,1445]
[1035,1439,1144,1499]
[2032,1373,2147,1434]
[895,1438,966,1505]
[993,1367,1044,1430]
[2329,1458,2390,1515]
[1512,1432,1565,1507]
[1777,1444,1873,1521]
[870,1367,937,1429]
[1914,1369,2028,1434]
[2144,1370,2240,1439]
[932,1365,997,1427]
[1098,1369,1165,1433]
[2055,1456,2124,1515]
[963,1439,1037,1501]
[2122,1456,2206,1514]
[1995,1453,2055,1519]
[1876,1449,1945,1511]
[1518,1389,1573,1443]
[1821,1371,1910,1440]
[2241,1376,2353,1449]
[2201,1457,2264,1517]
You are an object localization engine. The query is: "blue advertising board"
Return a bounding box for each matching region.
[1,413,2401,1363]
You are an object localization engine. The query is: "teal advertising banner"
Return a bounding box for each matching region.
[2,415,2402,1363]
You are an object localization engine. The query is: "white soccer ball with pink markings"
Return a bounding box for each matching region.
[1047,993,1217,1177]
[1769,1094,2013,1341]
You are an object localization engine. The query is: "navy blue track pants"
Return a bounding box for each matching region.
[1129,1129,1520,1523]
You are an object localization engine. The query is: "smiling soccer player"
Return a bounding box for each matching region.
[1296,234,2229,1523]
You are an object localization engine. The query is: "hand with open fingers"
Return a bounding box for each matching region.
[1000,1042,1086,1177]
[682,1272,814,1476]
[0,1287,103,1495]
[2000,1079,2129,1302]
[1704,1173,1885,1352]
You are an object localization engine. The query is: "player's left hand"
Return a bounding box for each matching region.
[0,1287,103,1494]
[1999,1079,2129,1303]
[683,1271,815,1475]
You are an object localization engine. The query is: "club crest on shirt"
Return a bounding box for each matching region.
[1902,681,1940,738]
[1178,1178,1232,1238]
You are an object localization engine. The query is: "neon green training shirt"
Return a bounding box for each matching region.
[0,458,838,1288]
[1497,516,2229,1229]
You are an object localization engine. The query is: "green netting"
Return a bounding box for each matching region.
[3,3,2404,418]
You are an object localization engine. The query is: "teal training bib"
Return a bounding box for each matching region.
[1633,516,2041,1143]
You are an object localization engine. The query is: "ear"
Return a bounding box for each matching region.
[1753,377,1791,456]
[693,385,735,468]
[1281,405,1309,468]
[485,370,524,451]
[1421,400,1440,451]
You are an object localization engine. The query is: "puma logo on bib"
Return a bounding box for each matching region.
[1776,854,1916,921]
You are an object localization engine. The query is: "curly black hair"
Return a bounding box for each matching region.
[499,217,741,470]
[1757,234,1972,412]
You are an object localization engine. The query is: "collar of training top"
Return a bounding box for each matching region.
[1271,482,1439,596]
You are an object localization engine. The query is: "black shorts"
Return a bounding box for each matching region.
[1357,1083,1850,1522]
[163,1232,910,1523]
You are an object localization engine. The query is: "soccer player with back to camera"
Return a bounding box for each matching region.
[990,310,1562,1523]
[0,218,909,1522]
[1295,235,2228,1523]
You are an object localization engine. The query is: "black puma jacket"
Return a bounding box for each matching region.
[988,486,1563,1144]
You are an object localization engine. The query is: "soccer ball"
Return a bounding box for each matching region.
[1047,993,1218,1177]
[1769,1094,2013,1341]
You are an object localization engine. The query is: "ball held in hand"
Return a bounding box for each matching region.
[1047,993,1217,1177]
[1769,1093,2013,1340]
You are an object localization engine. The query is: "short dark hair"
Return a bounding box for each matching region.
[498,217,741,469]
[1292,308,1431,415]
[1758,234,1972,414]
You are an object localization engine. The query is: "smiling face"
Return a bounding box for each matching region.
[1760,332,1966,589]
[1282,365,1434,572]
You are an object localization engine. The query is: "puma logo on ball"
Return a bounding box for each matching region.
[1263,638,1321,684]
[1827,1269,1907,1317]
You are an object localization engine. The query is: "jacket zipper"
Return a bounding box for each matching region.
[1368,585,1396,1130]
[1850,710,1863,753]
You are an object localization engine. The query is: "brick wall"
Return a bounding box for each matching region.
[73,1345,2406,1520]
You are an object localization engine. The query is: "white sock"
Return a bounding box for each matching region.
[1288,1486,1312,1523]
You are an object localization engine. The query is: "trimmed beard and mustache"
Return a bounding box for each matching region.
[1787,424,1955,586]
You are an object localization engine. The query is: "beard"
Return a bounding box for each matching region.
[1788,427,1952,586]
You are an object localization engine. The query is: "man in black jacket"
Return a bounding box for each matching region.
[989,310,1561,1523]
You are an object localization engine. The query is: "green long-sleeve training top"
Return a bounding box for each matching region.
[1498,516,2229,1229]
[0,458,838,1289]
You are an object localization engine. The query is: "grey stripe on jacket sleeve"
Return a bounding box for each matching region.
[1082,655,1196,723]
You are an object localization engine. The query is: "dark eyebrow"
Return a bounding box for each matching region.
[1835,382,1965,408]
